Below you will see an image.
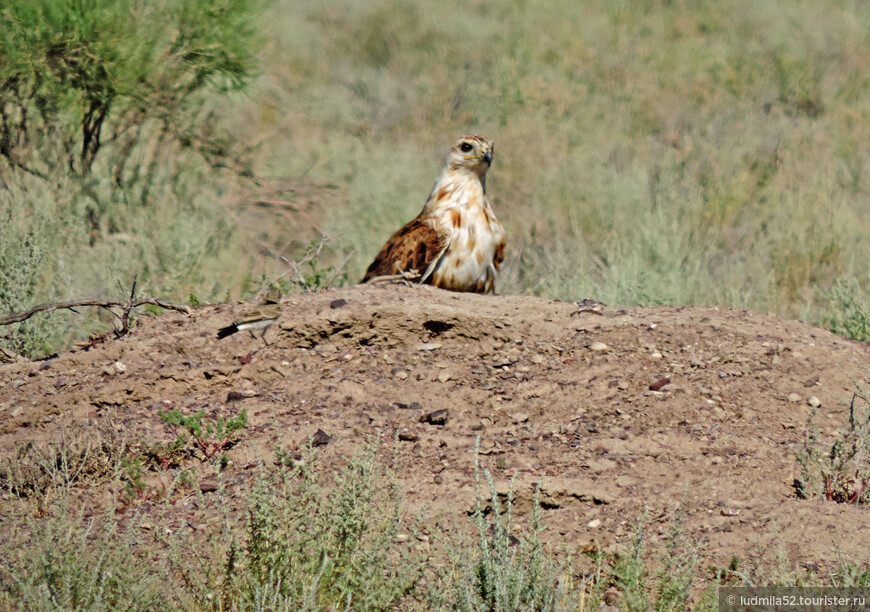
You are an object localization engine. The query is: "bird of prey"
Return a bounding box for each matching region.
[362,135,506,293]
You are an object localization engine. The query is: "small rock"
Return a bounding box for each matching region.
[511,412,529,424]
[470,422,485,431]
[398,430,419,442]
[496,456,509,470]
[417,342,441,351]
[437,372,452,383]
[394,401,422,410]
[310,429,331,447]
[329,298,348,309]
[808,396,821,408]
[422,409,449,425]
[200,481,219,493]
[649,376,670,392]
[587,519,602,529]
[788,393,802,403]
[590,341,608,352]
[434,474,444,484]
[114,361,127,374]
[395,534,409,543]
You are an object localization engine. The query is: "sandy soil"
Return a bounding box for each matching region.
[2,284,869,576]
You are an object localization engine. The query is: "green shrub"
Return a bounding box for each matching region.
[0,0,264,357]
[169,437,424,611]
[824,278,870,343]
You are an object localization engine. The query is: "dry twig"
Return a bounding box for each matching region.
[0,279,191,337]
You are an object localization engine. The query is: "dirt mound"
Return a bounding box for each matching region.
[2,284,868,572]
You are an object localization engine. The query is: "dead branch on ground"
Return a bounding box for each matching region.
[0,279,191,337]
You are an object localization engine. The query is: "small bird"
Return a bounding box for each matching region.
[217,287,282,343]
[362,135,506,294]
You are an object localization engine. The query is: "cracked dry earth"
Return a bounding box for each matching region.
[2,284,869,574]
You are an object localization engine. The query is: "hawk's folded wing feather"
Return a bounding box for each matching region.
[362,217,448,283]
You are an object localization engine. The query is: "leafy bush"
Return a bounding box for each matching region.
[0,0,258,179]
[0,0,264,358]
[158,408,248,464]
[824,278,870,343]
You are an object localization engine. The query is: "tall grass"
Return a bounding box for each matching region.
[5,0,870,356]
[248,0,870,327]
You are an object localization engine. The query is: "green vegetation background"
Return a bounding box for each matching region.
[3,0,870,356]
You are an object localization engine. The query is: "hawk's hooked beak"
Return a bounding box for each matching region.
[483,150,493,165]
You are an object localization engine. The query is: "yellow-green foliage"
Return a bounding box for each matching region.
[248,0,870,322]
[4,0,870,356]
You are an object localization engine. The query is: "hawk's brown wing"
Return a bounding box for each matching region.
[362,216,448,283]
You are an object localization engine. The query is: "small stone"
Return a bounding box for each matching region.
[437,372,452,383]
[329,298,348,309]
[649,376,670,392]
[422,409,449,426]
[808,396,821,408]
[310,429,331,447]
[200,481,219,493]
[650,351,662,359]
[398,430,419,442]
[587,519,602,529]
[396,534,409,543]
[417,342,441,351]
[395,370,408,380]
[496,456,509,470]
[114,361,127,374]
[511,412,529,424]
[590,342,608,352]
[788,393,802,403]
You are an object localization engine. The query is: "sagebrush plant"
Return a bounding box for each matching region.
[609,511,709,612]
[796,387,870,504]
[0,501,170,611]
[167,436,425,611]
[429,438,578,611]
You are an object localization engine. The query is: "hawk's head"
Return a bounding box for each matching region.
[446,135,494,176]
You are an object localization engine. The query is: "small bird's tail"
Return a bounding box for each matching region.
[216,325,239,339]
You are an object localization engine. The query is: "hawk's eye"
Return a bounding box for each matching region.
[460,142,473,153]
